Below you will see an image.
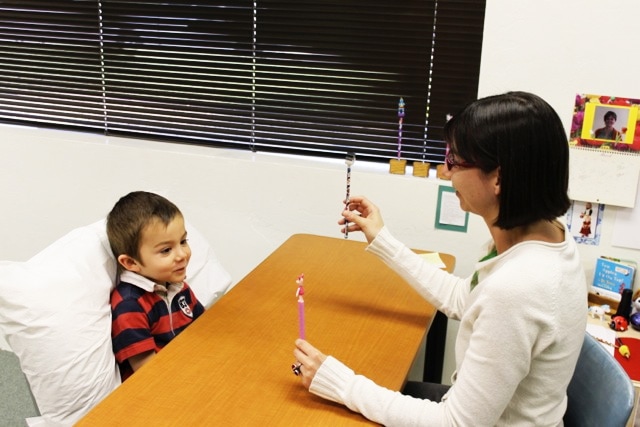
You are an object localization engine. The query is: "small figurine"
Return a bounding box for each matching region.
[296,274,305,339]
[617,338,631,359]
[619,345,631,359]
[630,291,640,315]
[588,305,608,321]
[610,315,629,332]
[630,312,640,331]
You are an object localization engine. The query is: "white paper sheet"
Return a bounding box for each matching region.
[612,180,640,250]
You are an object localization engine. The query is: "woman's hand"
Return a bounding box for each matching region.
[339,195,385,244]
[293,339,328,389]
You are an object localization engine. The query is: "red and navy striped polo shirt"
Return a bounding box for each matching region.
[111,271,205,380]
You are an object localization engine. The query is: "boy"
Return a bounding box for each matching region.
[107,191,205,380]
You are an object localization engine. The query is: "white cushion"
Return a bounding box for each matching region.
[0,219,231,426]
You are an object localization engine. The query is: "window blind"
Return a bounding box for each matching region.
[0,2,103,128]
[0,0,485,164]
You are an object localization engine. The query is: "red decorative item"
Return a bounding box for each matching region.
[610,315,629,332]
[614,337,640,381]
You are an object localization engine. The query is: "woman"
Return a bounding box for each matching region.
[293,92,587,426]
[594,110,622,141]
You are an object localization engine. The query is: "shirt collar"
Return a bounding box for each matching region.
[119,270,183,293]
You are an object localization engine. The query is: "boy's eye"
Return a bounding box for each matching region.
[181,238,189,245]
[160,247,171,254]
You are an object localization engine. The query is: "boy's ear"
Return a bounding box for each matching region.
[117,254,141,272]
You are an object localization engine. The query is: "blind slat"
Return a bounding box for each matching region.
[0,0,485,163]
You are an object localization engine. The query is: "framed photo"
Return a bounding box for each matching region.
[581,103,637,143]
[570,94,640,152]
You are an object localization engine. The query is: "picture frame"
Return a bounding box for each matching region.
[571,94,640,151]
[565,200,605,246]
[434,185,468,232]
[581,103,638,143]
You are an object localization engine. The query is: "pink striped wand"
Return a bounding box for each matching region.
[296,274,305,339]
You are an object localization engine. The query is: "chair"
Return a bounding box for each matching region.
[564,332,636,427]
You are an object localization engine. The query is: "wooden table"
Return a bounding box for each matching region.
[77,234,455,426]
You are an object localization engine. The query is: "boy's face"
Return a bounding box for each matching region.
[125,215,191,284]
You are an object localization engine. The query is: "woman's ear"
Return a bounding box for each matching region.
[493,167,501,196]
[118,254,141,272]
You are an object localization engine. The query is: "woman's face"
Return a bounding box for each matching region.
[443,157,500,221]
[604,115,616,128]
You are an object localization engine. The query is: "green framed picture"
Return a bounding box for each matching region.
[434,185,469,232]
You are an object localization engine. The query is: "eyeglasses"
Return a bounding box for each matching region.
[445,144,477,171]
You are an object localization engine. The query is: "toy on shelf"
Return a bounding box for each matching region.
[610,315,629,332]
[631,290,640,315]
[630,312,640,331]
[617,338,631,359]
[588,304,610,321]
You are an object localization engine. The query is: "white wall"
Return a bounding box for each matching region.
[2,0,640,382]
[0,125,488,278]
[479,0,640,273]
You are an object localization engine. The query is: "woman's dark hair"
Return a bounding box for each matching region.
[444,91,570,229]
[604,110,617,121]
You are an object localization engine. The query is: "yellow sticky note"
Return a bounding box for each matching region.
[418,252,446,268]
